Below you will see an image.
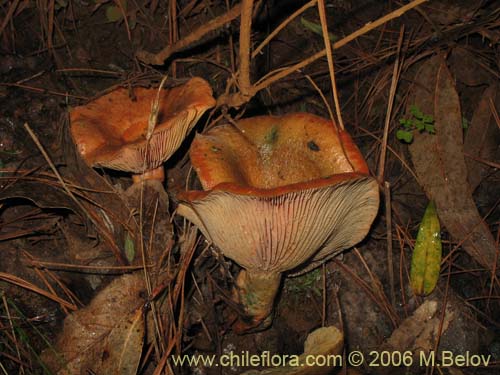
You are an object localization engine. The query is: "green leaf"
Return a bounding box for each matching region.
[105,1,127,23]
[300,17,337,41]
[462,117,469,129]
[124,232,135,263]
[410,105,423,119]
[106,5,123,22]
[396,130,413,143]
[399,118,413,129]
[410,201,442,296]
[425,124,435,134]
[415,121,425,131]
[423,114,434,124]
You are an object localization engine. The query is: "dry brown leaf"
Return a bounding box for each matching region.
[0,179,79,211]
[375,291,482,375]
[408,55,497,271]
[464,84,500,191]
[241,326,343,375]
[448,47,492,87]
[101,307,145,375]
[380,299,450,353]
[41,273,146,375]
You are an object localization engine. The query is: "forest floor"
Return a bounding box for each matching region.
[0,0,499,374]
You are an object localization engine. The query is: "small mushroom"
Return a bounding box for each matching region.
[70,77,215,266]
[177,113,379,332]
[70,77,216,191]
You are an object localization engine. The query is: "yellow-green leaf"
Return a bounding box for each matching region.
[410,201,442,296]
[124,231,135,262]
[300,17,337,41]
[105,0,127,23]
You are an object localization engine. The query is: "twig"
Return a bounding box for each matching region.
[238,0,254,96]
[169,0,178,77]
[137,3,242,65]
[304,74,335,125]
[377,26,404,182]
[317,0,344,130]
[114,0,131,41]
[0,0,20,37]
[463,152,500,169]
[0,272,76,310]
[384,182,396,307]
[322,264,327,327]
[47,0,55,50]
[0,83,88,100]
[251,0,317,58]
[222,0,428,108]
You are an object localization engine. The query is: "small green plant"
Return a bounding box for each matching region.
[284,268,322,298]
[397,105,435,143]
[462,117,469,130]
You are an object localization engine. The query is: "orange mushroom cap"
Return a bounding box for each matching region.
[178,113,379,272]
[70,77,216,174]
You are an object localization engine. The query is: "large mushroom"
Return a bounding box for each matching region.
[70,77,216,192]
[177,113,380,332]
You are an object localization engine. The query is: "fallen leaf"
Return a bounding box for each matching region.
[41,273,146,375]
[464,84,500,191]
[448,47,492,86]
[0,179,78,211]
[101,307,144,375]
[410,201,442,296]
[241,326,343,375]
[408,55,497,271]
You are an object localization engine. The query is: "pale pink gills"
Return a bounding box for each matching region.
[177,113,379,332]
[70,77,216,180]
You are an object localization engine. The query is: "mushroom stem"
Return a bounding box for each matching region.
[132,166,165,184]
[232,269,282,332]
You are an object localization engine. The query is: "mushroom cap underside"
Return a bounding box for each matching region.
[70,77,216,173]
[177,176,379,274]
[189,113,369,192]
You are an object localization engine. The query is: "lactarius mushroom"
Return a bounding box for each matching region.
[177,113,379,332]
[70,77,216,192]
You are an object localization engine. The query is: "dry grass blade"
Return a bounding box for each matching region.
[0,272,76,310]
[1,295,24,374]
[0,0,21,37]
[317,0,344,130]
[251,0,317,59]
[377,26,405,183]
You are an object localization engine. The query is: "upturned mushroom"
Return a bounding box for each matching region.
[177,113,379,332]
[70,77,216,191]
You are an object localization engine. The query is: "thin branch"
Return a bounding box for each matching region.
[251,0,317,59]
[0,0,20,37]
[257,0,428,93]
[238,0,254,95]
[317,0,344,130]
[385,181,396,307]
[137,3,242,65]
[377,26,404,182]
